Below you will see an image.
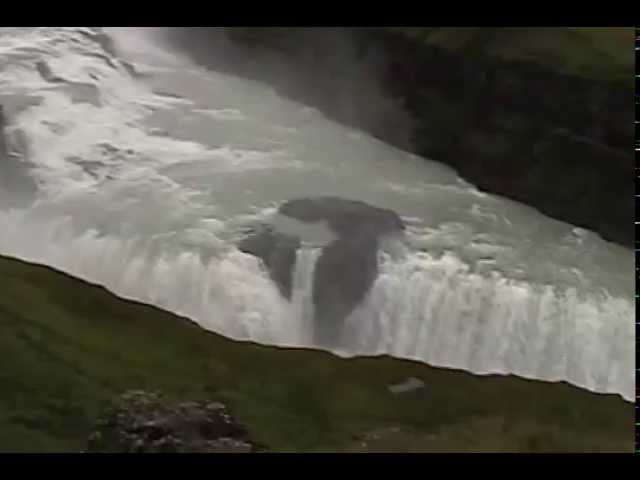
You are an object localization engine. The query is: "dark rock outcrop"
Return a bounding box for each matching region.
[279,197,405,238]
[238,225,301,300]
[311,232,381,346]
[86,391,262,453]
[239,197,404,347]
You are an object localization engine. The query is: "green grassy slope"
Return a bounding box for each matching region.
[0,254,633,452]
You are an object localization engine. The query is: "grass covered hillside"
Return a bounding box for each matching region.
[0,254,633,452]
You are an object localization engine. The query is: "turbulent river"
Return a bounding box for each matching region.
[0,27,633,401]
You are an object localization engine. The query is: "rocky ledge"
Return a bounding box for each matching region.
[239,197,404,347]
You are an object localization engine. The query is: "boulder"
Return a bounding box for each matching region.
[279,197,404,238]
[86,390,262,453]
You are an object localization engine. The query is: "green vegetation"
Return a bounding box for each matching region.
[0,254,633,452]
[385,27,634,84]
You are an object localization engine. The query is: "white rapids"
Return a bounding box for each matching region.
[0,27,633,401]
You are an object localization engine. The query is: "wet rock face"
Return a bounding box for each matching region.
[239,197,404,347]
[311,232,381,347]
[238,225,301,300]
[86,391,262,453]
[279,197,405,238]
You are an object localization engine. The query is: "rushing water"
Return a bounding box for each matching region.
[0,27,633,401]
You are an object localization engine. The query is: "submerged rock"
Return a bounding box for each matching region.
[239,196,404,348]
[238,225,301,300]
[311,232,381,346]
[86,390,262,453]
[279,197,405,238]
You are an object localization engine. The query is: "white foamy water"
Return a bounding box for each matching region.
[0,27,633,401]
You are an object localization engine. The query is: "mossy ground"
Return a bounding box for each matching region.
[0,254,633,452]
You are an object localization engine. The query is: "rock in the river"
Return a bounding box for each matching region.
[238,225,301,300]
[239,197,404,347]
[312,232,381,347]
[86,390,262,453]
[0,104,36,207]
[279,197,405,238]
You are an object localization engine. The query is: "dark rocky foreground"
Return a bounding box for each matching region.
[239,197,404,347]
[87,391,261,453]
[165,28,633,247]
